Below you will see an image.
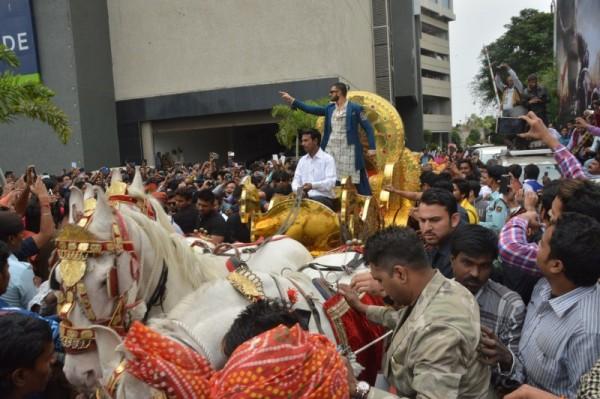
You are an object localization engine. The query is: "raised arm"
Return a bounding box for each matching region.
[279,91,328,116]
[507,67,524,93]
[518,112,585,179]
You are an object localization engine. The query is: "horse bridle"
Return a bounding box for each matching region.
[52,208,142,354]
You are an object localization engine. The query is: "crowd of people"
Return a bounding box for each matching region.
[0,80,600,398]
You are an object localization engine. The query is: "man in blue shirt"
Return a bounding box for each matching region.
[479,165,509,233]
[0,211,37,309]
[482,212,600,397]
[279,83,376,195]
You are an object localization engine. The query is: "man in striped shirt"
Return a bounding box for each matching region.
[450,225,525,395]
[499,112,600,277]
[486,213,600,397]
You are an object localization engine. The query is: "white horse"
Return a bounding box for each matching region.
[89,252,375,397]
[57,186,314,392]
[57,187,224,391]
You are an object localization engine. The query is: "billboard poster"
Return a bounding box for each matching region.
[556,0,600,121]
[0,0,40,82]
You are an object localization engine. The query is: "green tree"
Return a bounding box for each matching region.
[450,128,462,147]
[472,9,554,118]
[0,44,71,143]
[271,98,329,150]
[538,62,559,124]
[466,129,481,146]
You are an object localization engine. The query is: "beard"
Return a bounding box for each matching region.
[330,94,339,102]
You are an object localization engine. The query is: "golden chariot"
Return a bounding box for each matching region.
[239,91,421,255]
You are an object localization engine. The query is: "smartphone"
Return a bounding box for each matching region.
[499,174,511,195]
[228,151,235,158]
[497,117,527,135]
[26,165,37,184]
[272,154,278,161]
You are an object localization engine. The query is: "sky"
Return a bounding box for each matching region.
[449,0,552,125]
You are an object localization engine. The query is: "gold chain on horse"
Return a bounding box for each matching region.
[55,210,137,354]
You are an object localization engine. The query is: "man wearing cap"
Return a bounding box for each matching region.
[479,165,509,233]
[522,74,548,124]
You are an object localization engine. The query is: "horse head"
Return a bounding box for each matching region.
[56,185,224,392]
[56,188,150,392]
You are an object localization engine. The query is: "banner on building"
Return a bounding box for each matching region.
[0,0,40,82]
[556,0,600,120]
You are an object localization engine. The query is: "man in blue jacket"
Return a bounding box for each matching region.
[280,83,376,195]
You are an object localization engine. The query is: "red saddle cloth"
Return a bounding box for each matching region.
[323,293,386,385]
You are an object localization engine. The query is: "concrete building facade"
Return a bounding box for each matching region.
[0,0,454,173]
[372,0,454,149]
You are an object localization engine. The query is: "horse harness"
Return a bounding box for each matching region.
[52,204,169,355]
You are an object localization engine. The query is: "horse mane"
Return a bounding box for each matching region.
[119,206,222,301]
[124,185,176,235]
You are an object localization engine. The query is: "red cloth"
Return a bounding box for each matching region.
[323,293,386,385]
[124,321,214,399]
[210,324,349,399]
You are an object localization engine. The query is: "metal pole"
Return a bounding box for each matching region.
[484,46,501,115]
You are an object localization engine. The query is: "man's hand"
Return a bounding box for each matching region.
[279,91,295,105]
[30,177,49,199]
[302,183,312,192]
[351,272,384,297]
[504,384,559,399]
[383,184,398,194]
[523,191,538,212]
[575,116,590,130]
[338,284,368,314]
[478,326,513,371]
[518,112,560,149]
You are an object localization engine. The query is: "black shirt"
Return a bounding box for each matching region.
[427,238,453,278]
[173,205,199,235]
[225,213,251,243]
[196,211,227,238]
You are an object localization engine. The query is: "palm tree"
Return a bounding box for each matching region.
[0,44,71,143]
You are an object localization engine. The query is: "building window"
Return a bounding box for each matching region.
[421,48,448,61]
[422,69,449,81]
[421,22,448,40]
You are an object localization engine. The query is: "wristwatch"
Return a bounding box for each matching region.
[354,381,371,399]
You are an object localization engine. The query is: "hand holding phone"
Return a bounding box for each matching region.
[496,117,527,136]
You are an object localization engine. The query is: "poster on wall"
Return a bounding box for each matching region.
[556,0,600,121]
[0,0,40,82]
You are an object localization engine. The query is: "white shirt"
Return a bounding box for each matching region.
[503,87,515,110]
[292,148,337,199]
[480,185,493,200]
[0,254,37,309]
[329,100,360,182]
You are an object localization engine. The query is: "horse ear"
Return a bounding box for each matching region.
[131,166,144,194]
[83,183,95,201]
[87,187,113,238]
[68,186,84,224]
[111,168,123,185]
